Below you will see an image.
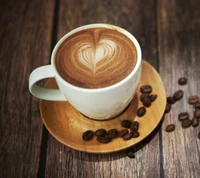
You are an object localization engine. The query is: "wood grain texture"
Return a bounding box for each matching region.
[1,0,200,177]
[158,0,200,178]
[57,0,158,67]
[0,0,55,177]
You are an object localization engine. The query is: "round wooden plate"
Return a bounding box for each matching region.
[40,60,166,153]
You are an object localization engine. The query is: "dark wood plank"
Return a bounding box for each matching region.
[2,0,199,177]
[158,0,200,177]
[45,0,160,178]
[0,0,55,177]
[56,0,158,68]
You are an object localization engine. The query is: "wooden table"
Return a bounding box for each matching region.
[1,0,200,177]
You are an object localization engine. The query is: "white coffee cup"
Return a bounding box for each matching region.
[29,24,142,120]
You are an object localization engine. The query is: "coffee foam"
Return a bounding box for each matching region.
[78,39,117,73]
[56,28,137,88]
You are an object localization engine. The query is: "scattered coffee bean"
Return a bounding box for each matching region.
[118,129,129,137]
[194,102,200,109]
[194,109,200,118]
[107,129,118,139]
[132,130,140,138]
[137,107,146,117]
[126,150,135,158]
[97,137,111,143]
[142,97,151,107]
[95,129,106,137]
[166,124,175,132]
[192,117,199,127]
[173,90,184,101]
[121,120,132,128]
[167,96,176,104]
[82,130,94,141]
[198,132,200,139]
[181,119,192,128]
[165,103,172,113]
[130,121,139,131]
[123,132,133,140]
[140,85,152,93]
[140,93,149,102]
[178,77,187,85]
[149,94,157,102]
[188,96,199,104]
[178,112,189,121]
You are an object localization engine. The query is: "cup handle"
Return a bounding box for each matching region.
[29,65,66,101]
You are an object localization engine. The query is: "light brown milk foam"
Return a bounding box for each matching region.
[56,28,137,89]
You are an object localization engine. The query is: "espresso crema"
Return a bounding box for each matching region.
[55,27,137,89]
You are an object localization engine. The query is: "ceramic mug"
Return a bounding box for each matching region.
[29,24,142,120]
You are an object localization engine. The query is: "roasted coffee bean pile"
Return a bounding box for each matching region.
[119,120,140,140]
[165,77,200,139]
[137,84,157,118]
[82,84,157,141]
[82,128,118,143]
[82,84,157,158]
[82,77,199,159]
[82,120,140,144]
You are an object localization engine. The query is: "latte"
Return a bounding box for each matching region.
[55,27,137,89]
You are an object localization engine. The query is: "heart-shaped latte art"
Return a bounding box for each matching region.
[77,39,117,73]
[56,28,137,88]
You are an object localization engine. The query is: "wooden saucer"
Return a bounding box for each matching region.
[40,60,166,153]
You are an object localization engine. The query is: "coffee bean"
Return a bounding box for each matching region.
[181,119,192,128]
[167,96,176,104]
[140,93,149,102]
[97,137,111,143]
[137,107,146,117]
[118,129,129,137]
[178,77,187,85]
[178,112,189,121]
[82,130,94,141]
[194,102,200,109]
[107,129,118,139]
[132,130,140,138]
[123,132,133,140]
[188,96,199,104]
[95,129,106,137]
[142,97,151,107]
[126,150,135,158]
[165,103,172,113]
[121,120,132,128]
[140,85,152,93]
[194,109,200,118]
[192,117,199,127]
[149,94,157,102]
[130,121,139,131]
[173,90,184,101]
[166,124,175,132]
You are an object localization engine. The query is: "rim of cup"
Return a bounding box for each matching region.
[51,23,142,92]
